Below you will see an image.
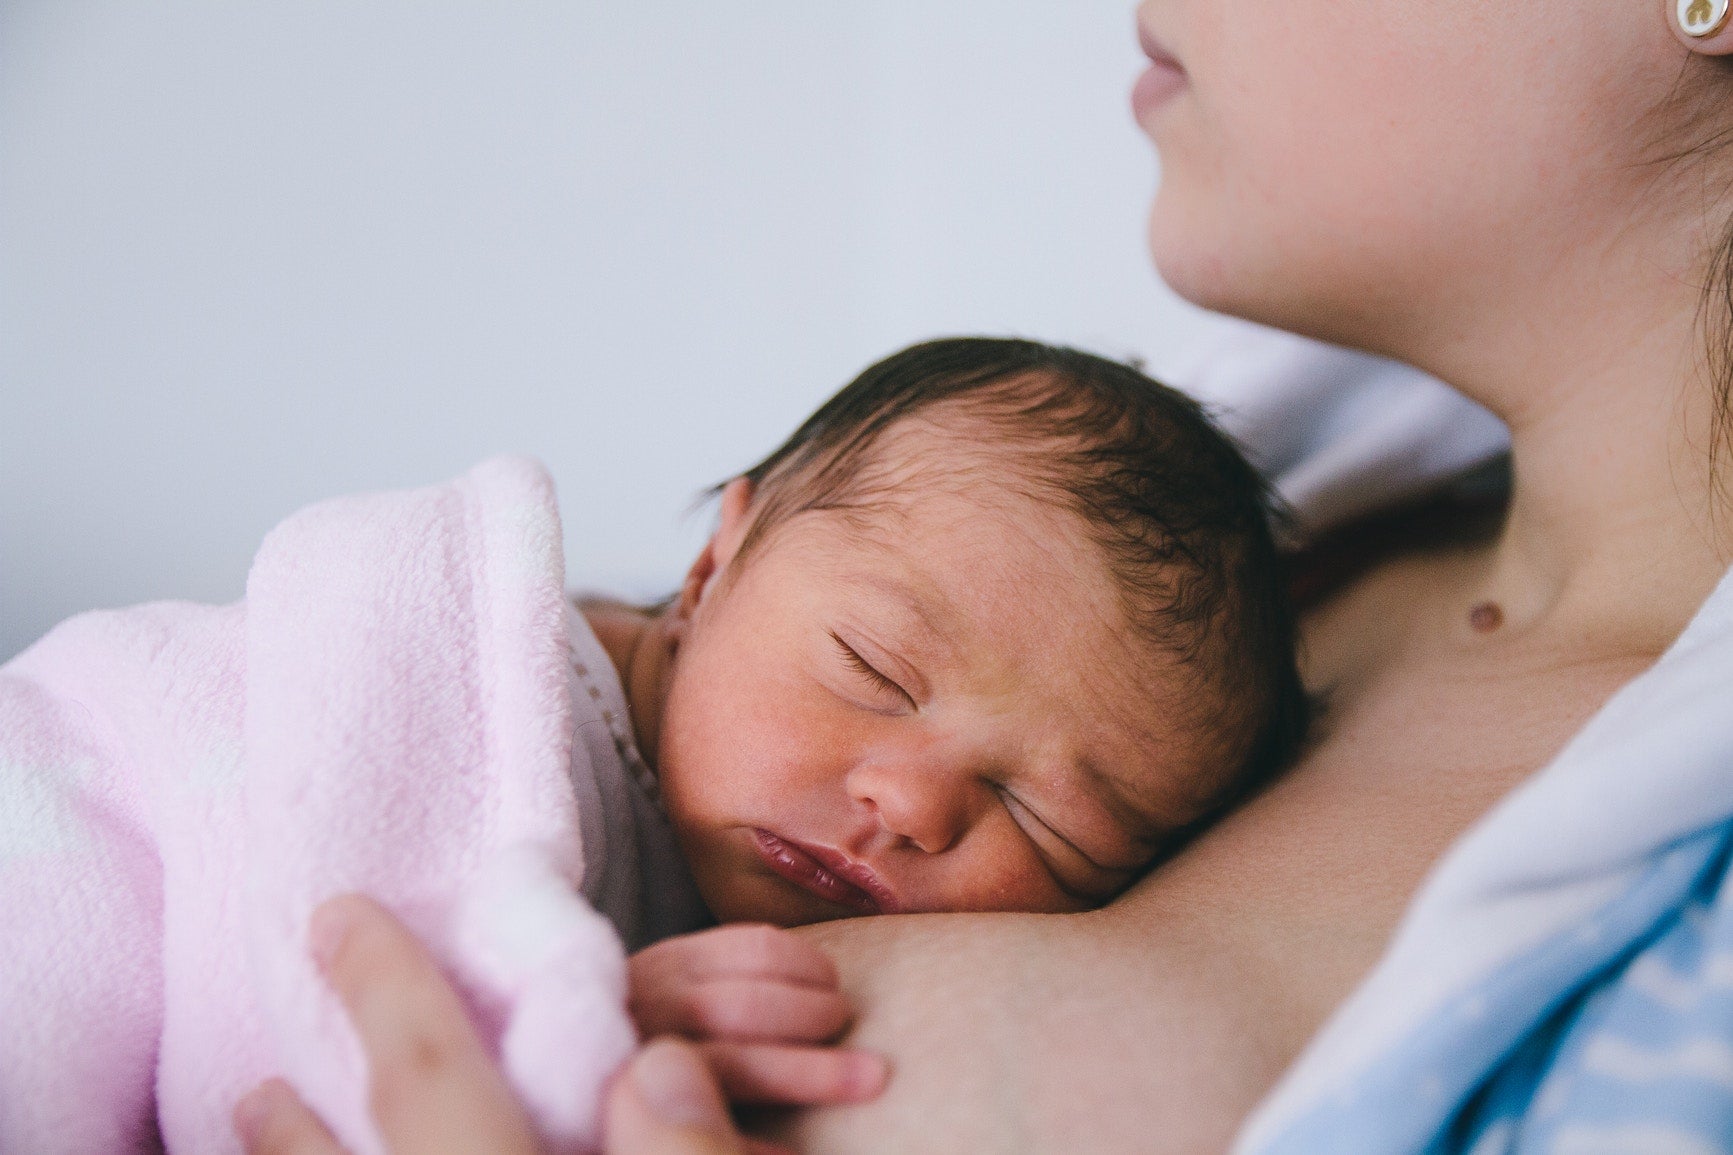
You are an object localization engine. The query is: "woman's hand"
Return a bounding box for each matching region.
[628,924,889,1107]
[239,1040,775,1155]
[235,893,540,1155]
[232,894,794,1155]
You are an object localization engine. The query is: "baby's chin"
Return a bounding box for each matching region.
[695,869,865,929]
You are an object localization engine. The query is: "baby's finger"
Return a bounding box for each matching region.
[700,1042,890,1107]
[234,1079,347,1155]
[638,924,839,988]
[311,894,540,1155]
[636,977,854,1042]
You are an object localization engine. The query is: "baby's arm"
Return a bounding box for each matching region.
[627,924,888,1108]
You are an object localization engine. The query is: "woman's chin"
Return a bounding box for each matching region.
[1146,201,1245,317]
[1146,198,1341,341]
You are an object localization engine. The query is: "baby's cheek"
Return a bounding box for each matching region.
[940,831,1087,915]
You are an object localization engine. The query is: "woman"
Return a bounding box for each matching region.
[244,0,1733,1150]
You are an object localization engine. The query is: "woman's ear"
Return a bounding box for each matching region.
[672,478,756,627]
[1672,0,1733,51]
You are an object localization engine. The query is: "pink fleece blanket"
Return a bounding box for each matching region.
[0,457,636,1154]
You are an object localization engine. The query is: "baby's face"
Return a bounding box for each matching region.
[654,470,1212,927]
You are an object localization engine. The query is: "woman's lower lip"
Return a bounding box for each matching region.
[751,829,880,915]
[1131,61,1186,123]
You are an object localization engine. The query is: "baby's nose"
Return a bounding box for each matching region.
[844,756,972,855]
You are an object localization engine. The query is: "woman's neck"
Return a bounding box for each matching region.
[1401,243,1731,653]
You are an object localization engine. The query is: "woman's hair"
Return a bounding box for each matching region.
[1704,200,1733,487]
[717,336,1310,816]
[1669,56,1733,487]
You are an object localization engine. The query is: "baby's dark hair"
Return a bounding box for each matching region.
[723,337,1308,818]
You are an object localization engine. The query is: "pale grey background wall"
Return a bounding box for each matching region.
[0,1,1247,660]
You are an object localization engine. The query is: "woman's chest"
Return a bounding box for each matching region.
[1307,643,1643,817]
[1200,606,1657,1042]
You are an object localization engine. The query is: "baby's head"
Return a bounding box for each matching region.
[640,337,1305,925]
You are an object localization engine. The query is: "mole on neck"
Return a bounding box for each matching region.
[1468,601,1504,633]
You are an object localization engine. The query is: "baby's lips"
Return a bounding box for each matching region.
[752,829,897,914]
[803,841,902,915]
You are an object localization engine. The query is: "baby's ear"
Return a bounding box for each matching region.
[674,478,756,623]
[713,476,756,563]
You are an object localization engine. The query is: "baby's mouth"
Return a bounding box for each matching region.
[750,829,897,915]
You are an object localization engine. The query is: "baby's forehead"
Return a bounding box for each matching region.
[784,488,1118,646]
[781,494,1171,693]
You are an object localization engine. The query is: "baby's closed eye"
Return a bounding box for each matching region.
[829,631,915,710]
[996,786,1152,902]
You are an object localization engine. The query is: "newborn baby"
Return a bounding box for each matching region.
[0,337,1303,1154]
[590,336,1306,1114]
[597,335,1304,926]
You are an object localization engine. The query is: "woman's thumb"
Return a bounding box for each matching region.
[604,1039,743,1154]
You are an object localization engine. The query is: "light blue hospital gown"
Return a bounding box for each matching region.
[1455,838,1733,1154]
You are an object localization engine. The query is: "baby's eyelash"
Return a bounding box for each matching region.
[997,787,1087,895]
[997,786,1125,901]
[830,632,906,698]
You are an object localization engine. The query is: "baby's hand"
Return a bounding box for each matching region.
[627,924,888,1108]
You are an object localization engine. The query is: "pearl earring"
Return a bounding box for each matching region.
[1680,0,1732,38]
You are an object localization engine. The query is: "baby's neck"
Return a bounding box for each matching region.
[577,598,669,768]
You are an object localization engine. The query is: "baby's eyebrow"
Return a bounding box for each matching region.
[836,572,960,647]
[1076,755,1181,861]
